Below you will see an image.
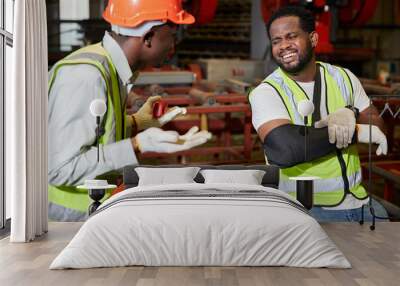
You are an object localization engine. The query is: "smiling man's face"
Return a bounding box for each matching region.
[269,16,315,74]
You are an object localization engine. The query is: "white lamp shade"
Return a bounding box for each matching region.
[90,99,107,117]
[297,100,314,117]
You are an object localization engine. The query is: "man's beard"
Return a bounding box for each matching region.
[273,41,314,74]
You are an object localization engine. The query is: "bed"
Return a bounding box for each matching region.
[50,165,351,269]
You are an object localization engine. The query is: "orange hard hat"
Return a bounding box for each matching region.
[103,0,195,28]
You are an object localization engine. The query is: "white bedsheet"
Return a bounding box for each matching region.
[50,183,351,269]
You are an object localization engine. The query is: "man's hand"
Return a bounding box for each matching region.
[315,107,356,149]
[134,127,212,154]
[132,95,162,131]
[131,95,162,131]
[357,124,388,155]
[132,96,187,131]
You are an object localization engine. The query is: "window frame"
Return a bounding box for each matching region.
[0,0,13,235]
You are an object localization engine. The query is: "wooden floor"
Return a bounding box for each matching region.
[0,222,399,286]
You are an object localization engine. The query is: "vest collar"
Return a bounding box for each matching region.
[102,31,138,85]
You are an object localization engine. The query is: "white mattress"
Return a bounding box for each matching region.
[50,183,351,269]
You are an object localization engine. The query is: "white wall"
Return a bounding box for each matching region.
[60,0,89,20]
[5,0,13,33]
[59,0,89,51]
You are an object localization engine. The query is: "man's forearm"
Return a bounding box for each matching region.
[358,105,386,134]
[263,124,352,168]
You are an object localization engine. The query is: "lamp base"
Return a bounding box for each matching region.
[88,188,105,215]
[296,180,314,210]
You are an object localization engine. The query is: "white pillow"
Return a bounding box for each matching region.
[135,167,200,186]
[200,169,266,185]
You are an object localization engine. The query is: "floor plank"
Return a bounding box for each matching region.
[0,222,399,286]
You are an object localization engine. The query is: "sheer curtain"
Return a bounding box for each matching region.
[7,0,48,242]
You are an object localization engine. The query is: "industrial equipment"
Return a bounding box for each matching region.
[260,0,379,54]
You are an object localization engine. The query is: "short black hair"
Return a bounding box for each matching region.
[266,6,315,39]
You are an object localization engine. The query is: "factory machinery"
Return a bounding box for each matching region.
[130,80,258,165]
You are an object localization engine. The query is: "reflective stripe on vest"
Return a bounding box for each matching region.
[260,62,367,206]
[48,43,125,215]
[280,169,362,193]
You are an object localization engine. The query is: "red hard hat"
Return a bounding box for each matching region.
[103,0,195,28]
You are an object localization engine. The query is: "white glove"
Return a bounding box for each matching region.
[178,126,208,141]
[158,106,187,125]
[135,127,212,153]
[315,107,356,149]
[357,124,388,155]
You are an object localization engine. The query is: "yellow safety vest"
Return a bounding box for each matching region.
[259,62,367,206]
[48,43,127,214]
